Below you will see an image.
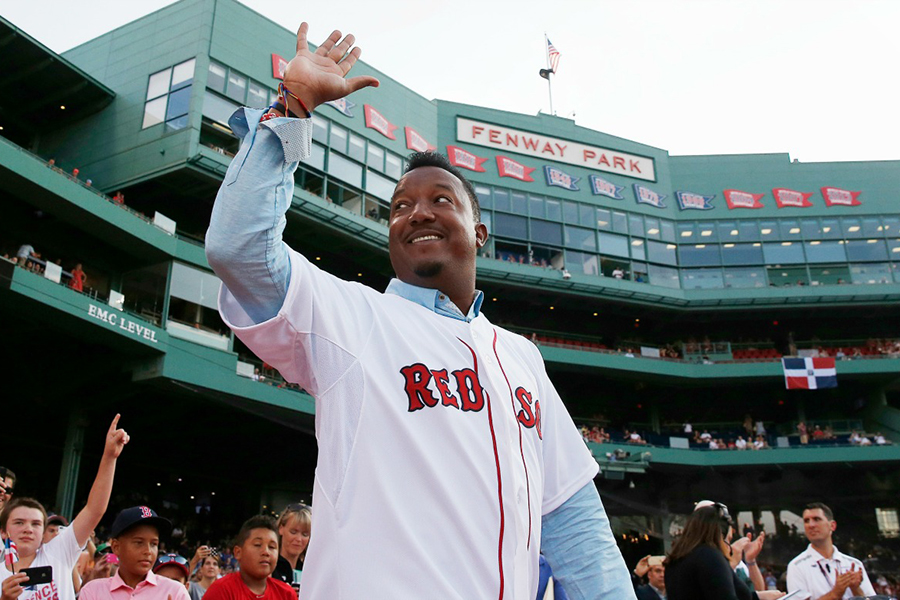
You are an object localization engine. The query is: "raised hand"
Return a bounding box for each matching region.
[104,414,130,459]
[282,22,379,113]
[744,531,765,563]
[633,555,650,578]
[1,573,30,600]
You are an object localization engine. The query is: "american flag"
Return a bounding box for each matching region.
[4,538,18,570]
[547,38,561,73]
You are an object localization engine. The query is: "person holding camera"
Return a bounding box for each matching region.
[0,416,128,600]
[663,503,785,600]
[632,555,667,600]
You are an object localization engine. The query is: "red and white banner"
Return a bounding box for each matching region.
[496,155,535,182]
[404,127,436,152]
[364,105,398,140]
[821,187,861,207]
[271,54,288,80]
[446,146,488,172]
[772,188,813,208]
[723,189,764,210]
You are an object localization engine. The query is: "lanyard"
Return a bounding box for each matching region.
[817,560,833,588]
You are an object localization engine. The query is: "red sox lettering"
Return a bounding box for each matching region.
[401,364,543,436]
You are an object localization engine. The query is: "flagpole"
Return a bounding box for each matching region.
[545,32,554,115]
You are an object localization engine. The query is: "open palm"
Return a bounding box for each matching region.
[283,22,379,112]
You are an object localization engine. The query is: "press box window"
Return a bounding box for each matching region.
[142,58,195,131]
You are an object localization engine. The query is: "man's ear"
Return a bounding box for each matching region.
[475,222,488,248]
[233,545,242,561]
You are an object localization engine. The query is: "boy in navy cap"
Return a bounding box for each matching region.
[78,507,189,600]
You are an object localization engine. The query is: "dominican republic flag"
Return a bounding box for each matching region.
[782,357,837,390]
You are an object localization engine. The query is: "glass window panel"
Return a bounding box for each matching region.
[165,86,191,120]
[147,69,171,100]
[330,125,347,153]
[883,217,900,237]
[766,266,809,287]
[327,151,362,188]
[367,144,384,171]
[142,97,167,129]
[529,195,544,218]
[780,220,802,239]
[846,239,889,262]
[385,154,402,179]
[612,211,628,233]
[820,218,841,239]
[889,238,900,258]
[850,263,893,284]
[801,219,822,239]
[842,217,863,238]
[564,226,596,251]
[679,243,721,266]
[645,217,661,240]
[808,265,851,286]
[596,208,612,231]
[247,81,267,107]
[580,204,595,227]
[682,268,724,289]
[647,240,678,266]
[269,89,280,106]
[494,189,511,212]
[717,221,738,241]
[531,219,562,246]
[563,201,579,224]
[474,186,492,210]
[494,213,527,239]
[721,243,764,265]
[566,250,600,276]
[660,220,676,243]
[207,62,226,93]
[738,221,760,241]
[598,232,629,258]
[632,263,649,283]
[170,262,221,310]
[481,212,492,234]
[511,192,527,215]
[348,134,365,162]
[723,267,766,288]
[301,143,325,171]
[631,240,646,261]
[862,217,882,237]
[165,115,188,131]
[311,114,328,144]
[201,91,239,126]
[171,59,196,90]
[648,264,680,288]
[804,240,847,263]
[677,223,694,240]
[629,215,645,238]
[546,199,562,221]
[697,221,716,242]
[760,220,779,240]
[762,242,805,264]
[226,72,246,102]
[366,169,395,201]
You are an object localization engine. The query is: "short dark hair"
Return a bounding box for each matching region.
[0,467,15,486]
[234,515,278,548]
[404,151,481,223]
[805,502,834,521]
[0,497,47,531]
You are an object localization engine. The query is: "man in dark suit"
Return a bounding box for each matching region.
[632,555,667,600]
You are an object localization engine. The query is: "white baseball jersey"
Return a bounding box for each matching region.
[787,544,875,599]
[219,249,598,600]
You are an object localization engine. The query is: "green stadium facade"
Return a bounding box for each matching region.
[3,0,900,563]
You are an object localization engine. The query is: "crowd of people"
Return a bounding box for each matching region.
[2,243,89,294]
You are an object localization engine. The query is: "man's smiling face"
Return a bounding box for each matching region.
[388,166,486,299]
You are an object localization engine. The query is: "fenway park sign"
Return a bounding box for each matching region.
[456,117,656,182]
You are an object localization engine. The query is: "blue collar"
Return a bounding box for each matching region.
[385,279,483,322]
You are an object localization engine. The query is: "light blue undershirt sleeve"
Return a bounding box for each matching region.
[205,108,311,323]
[541,482,637,600]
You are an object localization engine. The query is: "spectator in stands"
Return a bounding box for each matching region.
[849,430,861,445]
[68,264,87,292]
[0,416,128,600]
[612,267,625,279]
[708,439,720,450]
[202,516,295,600]
[632,555,666,600]
[664,503,783,600]
[79,506,189,600]
[15,243,38,268]
[735,436,748,450]
[628,430,647,445]
[754,420,766,437]
[189,554,220,600]
[153,554,192,590]
[699,430,712,443]
[41,515,88,594]
[0,467,14,513]
[786,502,875,599]
[112,191,125,205]
[823,426,834,440]
[272,504,311,589]
[797,422,808,445]
[753,436,769,450]
[875,432,888,445]
[812,425,825,440]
